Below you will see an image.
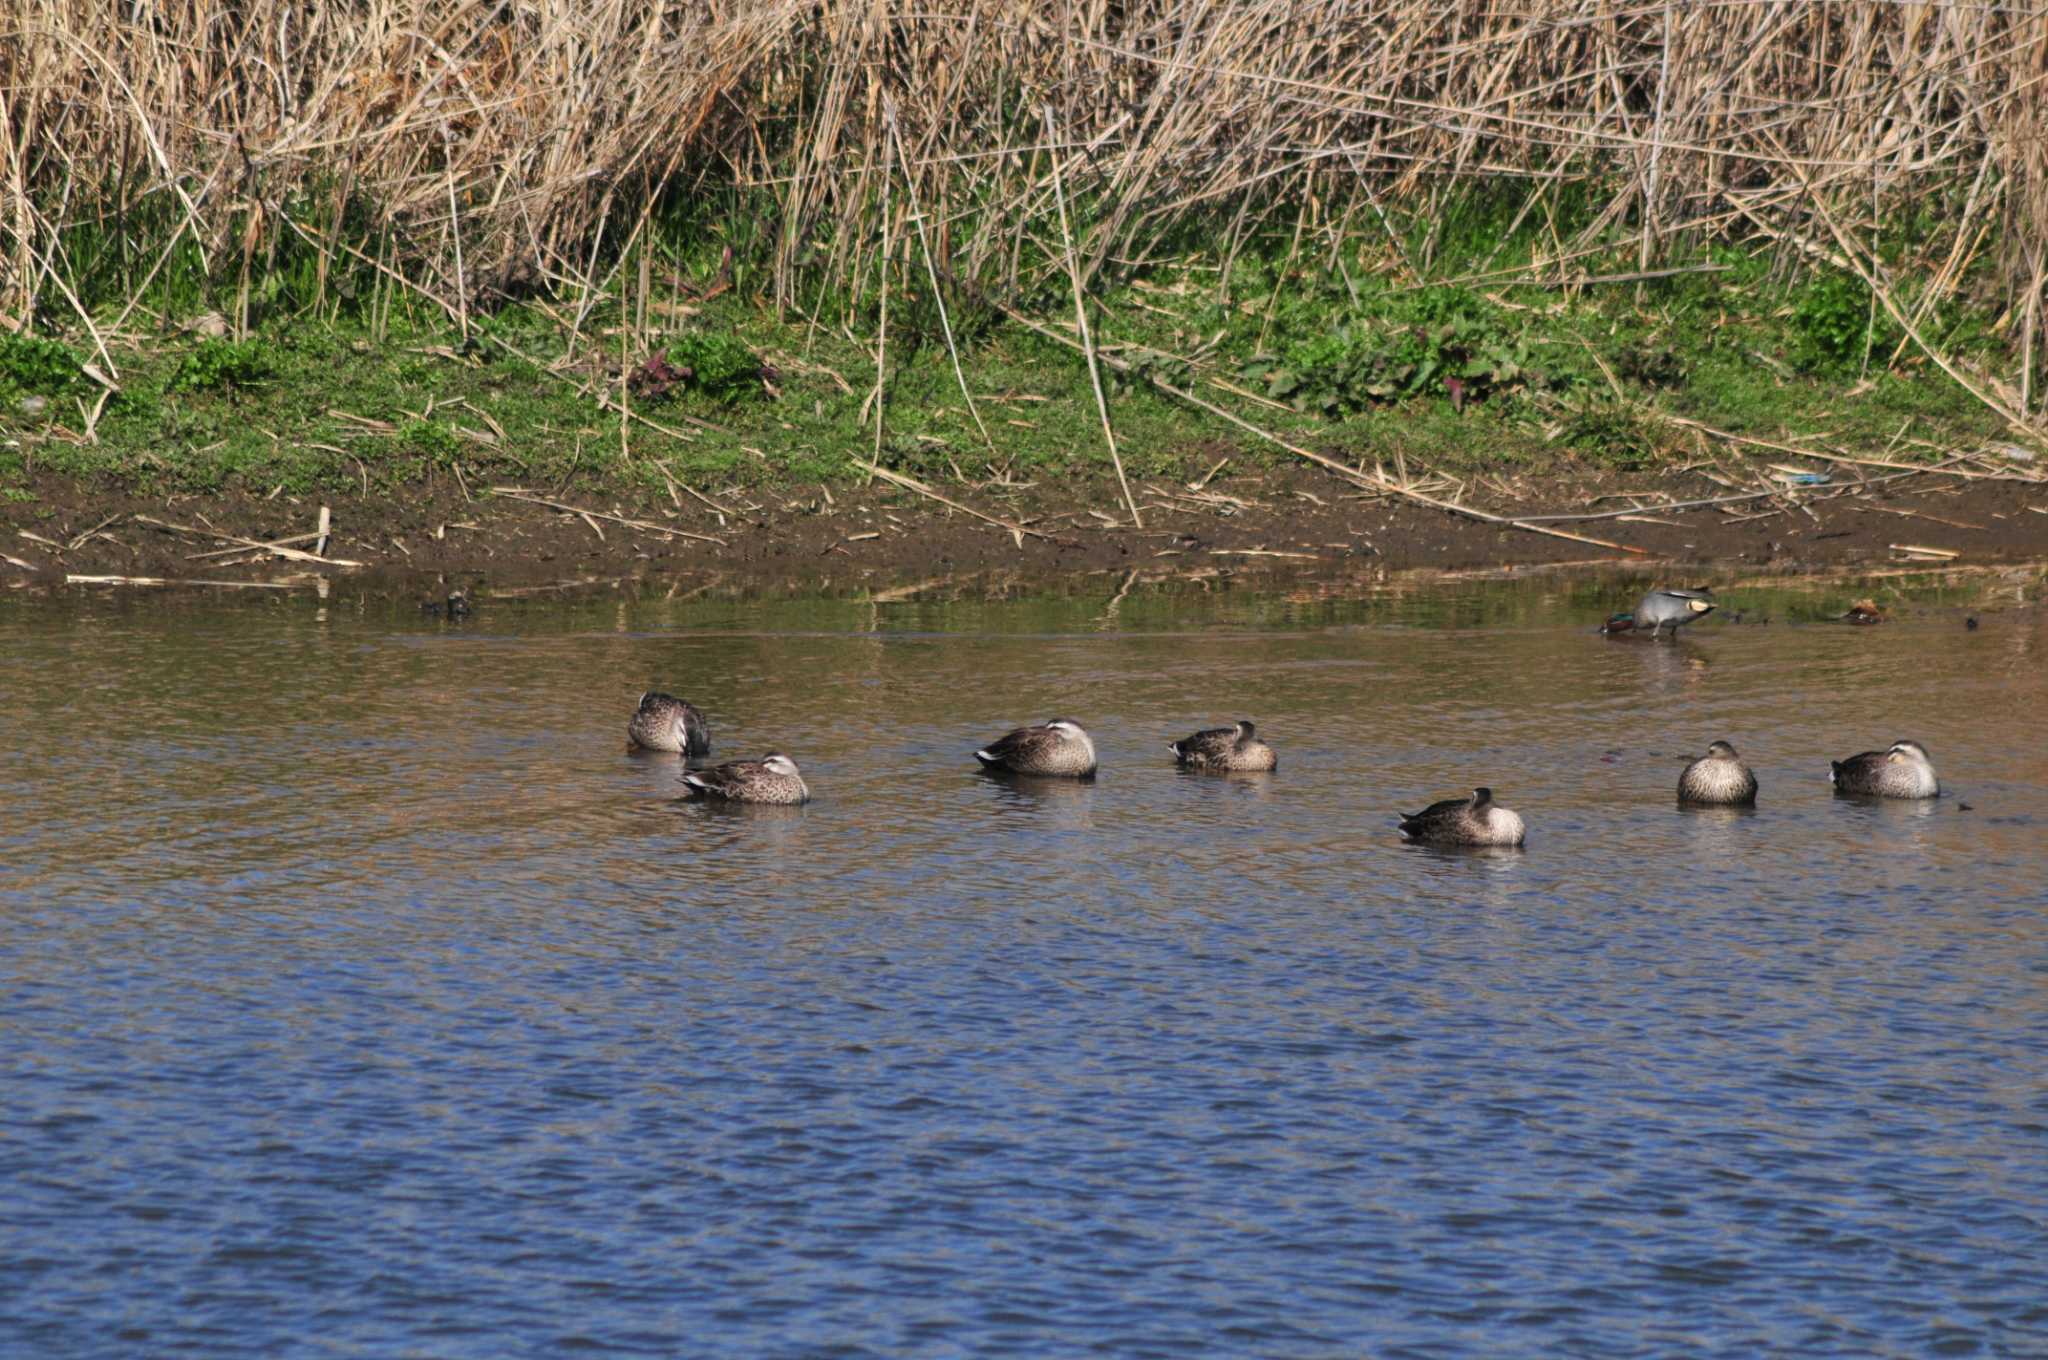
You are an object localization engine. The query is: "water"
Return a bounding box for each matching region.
[4,574,2046,1357]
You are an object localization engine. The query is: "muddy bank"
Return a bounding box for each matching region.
[5,459,2045,595]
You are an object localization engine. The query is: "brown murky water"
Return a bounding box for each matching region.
[3,571,2046,1357]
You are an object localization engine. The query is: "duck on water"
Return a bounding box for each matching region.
[1831,740,1939,799]
[975,719,1099,778]
[1602,587,1716,639]
[1169,720,1277,772]
[1679,740,1758,806]
[682,753,811,805]
[627,691,711,756]
[1397,787,1527,847]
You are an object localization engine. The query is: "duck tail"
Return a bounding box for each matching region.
[1167,741,1186,758]
[973,749,1000,766]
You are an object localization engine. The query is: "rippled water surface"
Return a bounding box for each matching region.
[4,574,2047,1357]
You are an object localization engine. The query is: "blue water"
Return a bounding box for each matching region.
[3,579,2045,1356]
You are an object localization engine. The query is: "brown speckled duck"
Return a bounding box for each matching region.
[1679,740,1758,806]
[974,719,1098,778]
[1169,720,1277,772]
[682,753,809,805]
[627,692,710,756]
[1830,740,1938,799]
[1397,787,1526,847]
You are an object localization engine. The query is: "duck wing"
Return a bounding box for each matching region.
[976,725,1049,767]
[1398,795,1472,836]
[1829,750,1886,791]
[1171,725,1238,760]
[683,759,761,799]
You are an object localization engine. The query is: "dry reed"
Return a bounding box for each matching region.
[5,0,2047,409]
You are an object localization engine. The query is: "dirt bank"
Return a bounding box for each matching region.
[5,457,2045,596]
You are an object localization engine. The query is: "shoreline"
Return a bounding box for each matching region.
[6,460,2046,596]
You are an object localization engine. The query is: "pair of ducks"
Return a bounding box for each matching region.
[1678,738,1941,803]
[1396,737,1941,847]
[627,692,810,805]
[976,717,1279,775]
[627,694,1275,806]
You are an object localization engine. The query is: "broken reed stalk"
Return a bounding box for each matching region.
[487,488,729,543]
[888,102,1000,466]
[66,575,306,590]
[1045,103,1142,530]
[133,514,364,566]
[864,123,894,488]
[990,300,1650,556]
[852,458,1051,544]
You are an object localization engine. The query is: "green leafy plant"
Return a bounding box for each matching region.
[0,331,90,412]
[168,337,275,393]
[397,418,460,462]
[1243,290,1560,415]
[1792,271,1898,371]
[631,332,773,404]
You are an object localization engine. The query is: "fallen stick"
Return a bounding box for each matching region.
[65,513,124,551]
[186,531,323,560]
[1514,487,1783,523]
[1533,263,1731,289]
[658,461,740,518]
[1515,459,1966,524]
[988,302,1650,556]
[132,515,364,566]
[67,574,305,589]
[1855,504,1985,531]
[314,505,331,557]
[852,460,1052,545]
[487,489,727,544]
[1657,416,2044,483]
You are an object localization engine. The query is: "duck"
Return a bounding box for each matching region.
[1830,740,1939,799]
[682,753,809,805]
[1169,719,1277,772]
[974,718,1098,778]
[1678,740,1758,805]
[1601,587,1716,638]
[1397,787,1526,847]
[627,691,711,756]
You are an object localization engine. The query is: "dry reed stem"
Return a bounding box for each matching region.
[1045,104,1142,529]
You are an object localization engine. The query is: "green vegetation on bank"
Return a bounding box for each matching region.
[0,189,2015,505]
[8,3,2044,506]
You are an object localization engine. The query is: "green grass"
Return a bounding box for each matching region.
[0,200,2021,504]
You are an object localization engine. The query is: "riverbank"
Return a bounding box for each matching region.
[8,455,2045,595]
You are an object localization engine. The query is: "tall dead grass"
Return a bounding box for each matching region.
[5,0,2047,411]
